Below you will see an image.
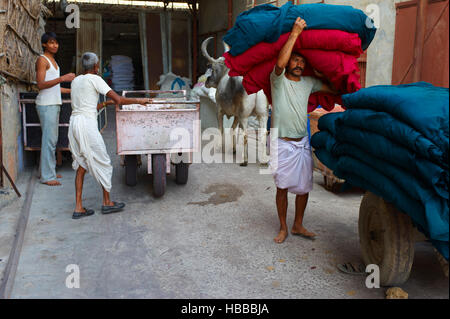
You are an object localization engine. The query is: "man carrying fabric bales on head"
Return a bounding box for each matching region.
[270,18,339,244]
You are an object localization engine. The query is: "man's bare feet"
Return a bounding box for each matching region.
[57,174,62,179]
[43,180,61,186]
[291,226,317,239]
[274,229,288,244]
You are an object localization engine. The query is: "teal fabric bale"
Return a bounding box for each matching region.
[313,145,449,260]
[224,2,377,56]
[312,83,450,260]
[341,82,449,159]
[337,109,446,169]
[313,130,448,240]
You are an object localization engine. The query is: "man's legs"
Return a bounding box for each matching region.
[274,187,289,243]
[102,187,114,207]
[292,193,316,238]
[101,187,126,214]
[75,166,86,213]
[37,105,61,186]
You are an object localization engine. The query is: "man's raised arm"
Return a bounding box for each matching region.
[275,17,307,76]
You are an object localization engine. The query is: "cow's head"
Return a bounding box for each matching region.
[201,37,231,89]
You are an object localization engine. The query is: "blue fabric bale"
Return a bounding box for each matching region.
[314,110,449,199]
[223,2,377,56]
[334,124,449,200]
[313,146,449,260]
[313,129,448,211]
[312,91,450,261]
[337,109,447,169]
[341,82,449,158]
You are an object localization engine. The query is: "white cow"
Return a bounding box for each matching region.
[201,37,269,166]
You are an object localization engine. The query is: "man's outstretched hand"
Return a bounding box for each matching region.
[61,73,76,83]
[292,17,307,36]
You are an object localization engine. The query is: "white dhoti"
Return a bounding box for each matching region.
[68,112,113,192]
[269,137,313,195]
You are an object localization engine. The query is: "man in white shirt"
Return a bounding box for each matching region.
[69,52,151,219]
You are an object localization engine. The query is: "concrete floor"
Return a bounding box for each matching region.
[2,109,448,299]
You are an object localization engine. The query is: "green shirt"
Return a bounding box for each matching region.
[270,68,323,139]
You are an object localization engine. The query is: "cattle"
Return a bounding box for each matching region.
[201,37,269,166]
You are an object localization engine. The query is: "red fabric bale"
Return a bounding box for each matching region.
[224,30,363,112]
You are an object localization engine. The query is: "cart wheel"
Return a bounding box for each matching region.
[152,154,166,198]
[175,162,189,185]
[125,155,138,186]
[359,192,415,286]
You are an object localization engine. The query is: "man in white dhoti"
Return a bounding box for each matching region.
[270,18,338,243]
[69,52,151,219]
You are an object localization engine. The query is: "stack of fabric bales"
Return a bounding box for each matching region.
[223,2,377,112]
[311,82,449,260]
[110,55,135,92]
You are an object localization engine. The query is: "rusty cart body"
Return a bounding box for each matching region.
[116,90,200,198]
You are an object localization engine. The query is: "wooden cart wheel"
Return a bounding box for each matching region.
[359,191,415,286]
[152,154,166,198]
[175,162,189,185]
[124,155,138,186]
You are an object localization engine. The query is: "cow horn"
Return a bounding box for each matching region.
[201,37,217,63]
[223,41,231,53]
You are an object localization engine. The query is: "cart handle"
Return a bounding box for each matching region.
[122,90,187,97]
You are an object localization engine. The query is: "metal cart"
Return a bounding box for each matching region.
[116,90,200,198]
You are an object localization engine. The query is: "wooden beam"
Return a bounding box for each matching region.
[413,0,429,81]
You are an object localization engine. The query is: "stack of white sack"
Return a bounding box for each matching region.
[157,72,192,98]
[190,70,216,103]
[111,55,135,91]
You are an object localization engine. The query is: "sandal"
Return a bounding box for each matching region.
[101,202,126,214]
[72,208,95,220]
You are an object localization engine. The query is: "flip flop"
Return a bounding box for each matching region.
[72,208,95,220]
[337,262,366,275]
